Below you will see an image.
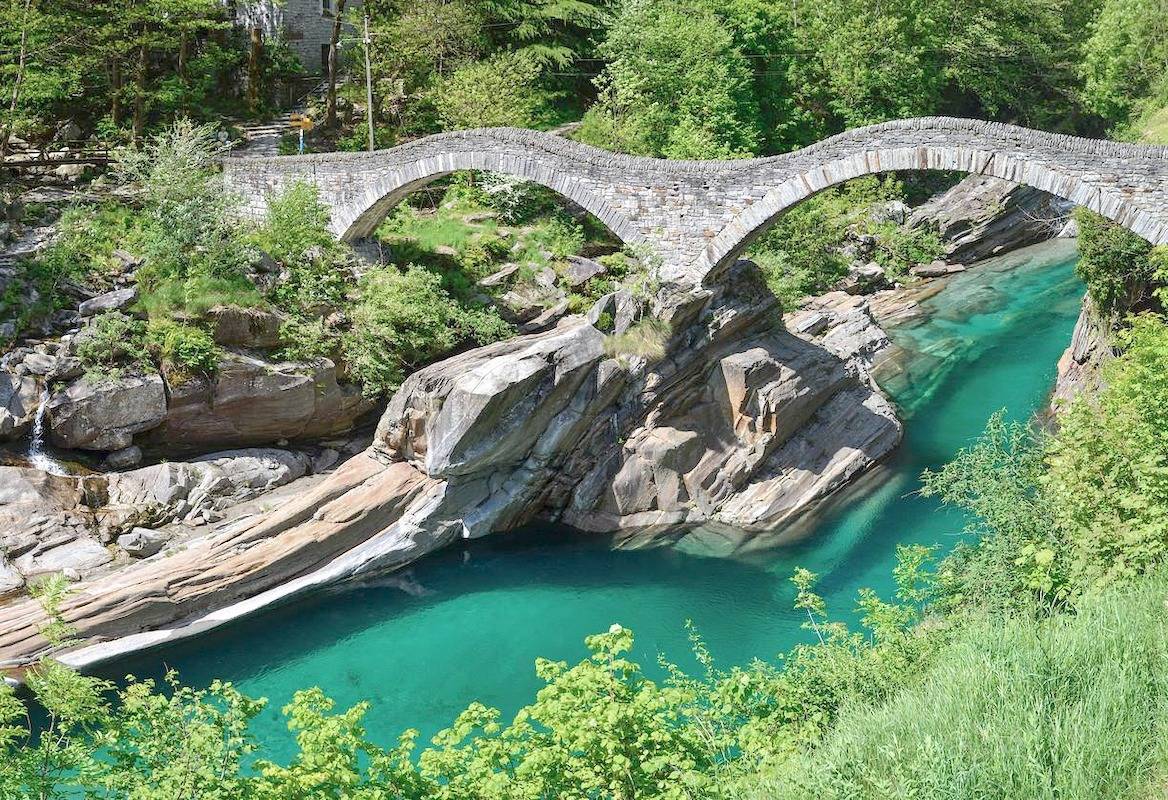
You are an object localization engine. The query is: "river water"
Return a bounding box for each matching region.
[96,239,1085,761]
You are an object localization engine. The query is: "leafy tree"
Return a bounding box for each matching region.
[1081,0,1168,125]
[481,0,612,71]
[577,0,761,159]
[434,51,547,130]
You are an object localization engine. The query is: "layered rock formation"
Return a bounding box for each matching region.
[0,264,900,667]
[907,174,1074,264]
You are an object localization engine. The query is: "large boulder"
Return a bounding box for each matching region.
[146,355,372,449]
[46,373,168,451]
[379,320,607,478]
[207,305,285,349]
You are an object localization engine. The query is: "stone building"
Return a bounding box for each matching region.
[234,0,362,76]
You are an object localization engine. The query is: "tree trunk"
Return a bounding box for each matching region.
[325,0,348,127]
[247,25,263,113]
[132,41,148,144]
[111,59,123,127]
[0,0,34,158]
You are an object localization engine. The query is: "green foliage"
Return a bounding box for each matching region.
[923,314,1168,611]
[866,221,944,282]
[1045,314,1168,590]
[748,176,905,308]
[1073,207,1160,318]
[74,311,152,378]
[433,52,547,130]
[33,203,142,290]
[920,410,1058,613]
[1081,0,1168,126]
[117,121,261,318]
[344,266,510,396]
[146,318,221,377]
[577,0,761,159]
[251,182,351,316]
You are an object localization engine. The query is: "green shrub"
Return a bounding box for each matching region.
[1073,207,1160,317]
[147,320,221,377]
[136,273,265,319]
[867,220,944,280]
[344,266,511,396]
[249,181,336,267]
[924,314,1168,610]
[75,312,152,378]
[277,316,339,363]
[748,176,907,308]
[1045,313,1168,590]
[33,203,143,290]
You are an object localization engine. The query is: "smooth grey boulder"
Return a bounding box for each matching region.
[379,320,606,478]
[116,527,169,558]
[78,287,138,317]
[14,537,112,579]
[47,373,167,450]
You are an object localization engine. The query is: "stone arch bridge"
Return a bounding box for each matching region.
[223,117,1168,284]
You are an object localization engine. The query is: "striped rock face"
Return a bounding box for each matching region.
[223,118,1168,285]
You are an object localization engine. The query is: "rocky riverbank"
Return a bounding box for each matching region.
[0,173,1083,671]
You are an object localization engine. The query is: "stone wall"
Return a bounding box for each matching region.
[223,118,1168,285]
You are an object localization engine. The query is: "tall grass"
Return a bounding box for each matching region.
[747,571,1168,800]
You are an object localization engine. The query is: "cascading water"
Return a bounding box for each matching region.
[28,388,68,476]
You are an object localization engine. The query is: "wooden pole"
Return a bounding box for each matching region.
[363,14,375,151]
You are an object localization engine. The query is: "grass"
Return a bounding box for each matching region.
[1136,106,1168,144]
[135,273,267,318]
[603,318,671,362]
[745,570,1168,800]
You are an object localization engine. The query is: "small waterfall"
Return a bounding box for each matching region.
[28,388,69,476]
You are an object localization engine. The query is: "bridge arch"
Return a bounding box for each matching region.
[694,122,1168,283]
[333,151,647,248]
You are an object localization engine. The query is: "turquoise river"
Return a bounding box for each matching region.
[97,239,1085,761]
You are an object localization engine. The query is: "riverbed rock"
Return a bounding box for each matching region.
[0,560,22,598]
[1052,297,1111,411]
[14,537,112,580]
[910,260,966,278]
[145,355,372,449]
[78,287,139,317]
[116,527,169,558]
[46,373,167,451]
[104,445,143,470]
[908,174,1072,263]
[0,262,905,666]
[0,368,38,440]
